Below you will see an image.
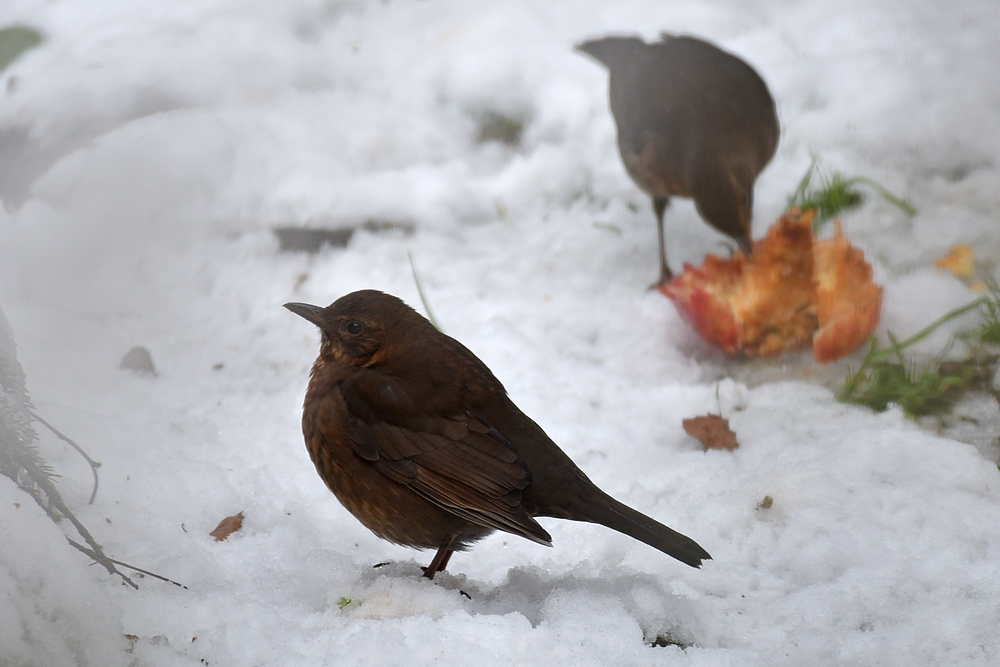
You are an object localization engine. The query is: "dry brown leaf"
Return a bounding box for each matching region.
[934,244,975,280]
[969,281,988,293]
[210,511,244,541]
[682,414,739,451]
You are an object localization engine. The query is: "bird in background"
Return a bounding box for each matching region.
[577,33,779,286]
[285,290,711,580]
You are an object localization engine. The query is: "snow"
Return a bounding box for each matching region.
[1,0,1000,664]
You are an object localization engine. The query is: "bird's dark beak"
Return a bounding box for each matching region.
[284,302,326,328]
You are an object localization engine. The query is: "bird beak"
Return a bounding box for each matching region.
[284,302,326,328]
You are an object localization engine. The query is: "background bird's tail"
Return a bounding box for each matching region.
[575,493,712,568]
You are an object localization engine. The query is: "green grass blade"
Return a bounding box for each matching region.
[408,251,441,331]
[848,177,917,216]
[867,297,985,363]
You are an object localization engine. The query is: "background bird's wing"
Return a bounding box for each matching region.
[345,408,552,546]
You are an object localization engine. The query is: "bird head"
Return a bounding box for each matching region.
[285,290,429,368]
[691,158,760,253]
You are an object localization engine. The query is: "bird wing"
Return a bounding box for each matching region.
[343,402,553,546]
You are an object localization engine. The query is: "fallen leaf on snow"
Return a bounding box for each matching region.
[210,511,244,541]
[682,414,739,451]
[934,244,975,280]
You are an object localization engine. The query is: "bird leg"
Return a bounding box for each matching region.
[736,235,753,256]
[422,535,458,580]
[651,196,672,288]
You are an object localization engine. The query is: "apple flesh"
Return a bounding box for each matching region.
[660,210,882,362]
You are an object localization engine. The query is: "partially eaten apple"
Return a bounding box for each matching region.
[660,210,882,362]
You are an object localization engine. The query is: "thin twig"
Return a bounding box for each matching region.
[7,441,137,588]
[67,539,186,589]
[29,410,100,504]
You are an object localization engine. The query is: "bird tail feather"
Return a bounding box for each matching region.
[575,493,711,568]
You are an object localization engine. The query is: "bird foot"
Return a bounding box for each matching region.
[422,544,455,580]
[647,274,674,291]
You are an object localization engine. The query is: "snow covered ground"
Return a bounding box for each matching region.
[2,0,1000,665]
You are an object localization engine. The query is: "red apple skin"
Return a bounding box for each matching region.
[660,211,882,362]
[661,266,742,353]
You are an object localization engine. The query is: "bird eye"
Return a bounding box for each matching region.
[345,320,363,335]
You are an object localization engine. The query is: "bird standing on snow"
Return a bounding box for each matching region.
[577,33,779,286]
[286,290,711,579]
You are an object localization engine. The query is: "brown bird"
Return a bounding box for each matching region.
[285,290,711,579]
[577,33,779,285]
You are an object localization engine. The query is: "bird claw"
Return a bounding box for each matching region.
[647,272,674,291]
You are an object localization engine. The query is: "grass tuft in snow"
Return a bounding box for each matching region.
[975,279,1000,345]
[788,155,916,230]
[838,343,986,415]
[476,111,524,145]
[839,286,1000,415]
[0,25,43,73]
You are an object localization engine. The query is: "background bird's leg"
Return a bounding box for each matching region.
[422,534,458,580]
[652,196,672,287]
[736,235,753,256]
